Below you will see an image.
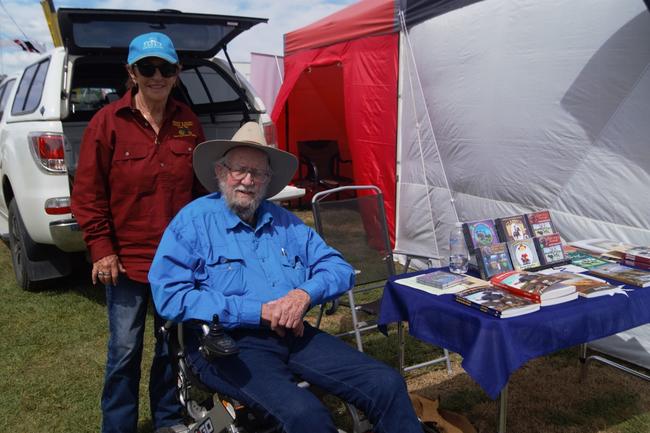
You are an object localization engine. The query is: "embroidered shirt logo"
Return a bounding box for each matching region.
[172,120,197,138]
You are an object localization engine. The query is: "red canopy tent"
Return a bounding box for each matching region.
[271,0,399,243]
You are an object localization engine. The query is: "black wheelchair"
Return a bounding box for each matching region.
[161,315,373,433]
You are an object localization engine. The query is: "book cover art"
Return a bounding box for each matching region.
[455,286,540,318]
[534,233,566,265]
[476,242,514,280]
[415,271,465,289]
[490,270,576,303]
[621,246,650,265]
[588,263,650,288]
[622,260,650,270]
[525,210,556,236]
[507,238,541,270]
[462,219,500,251]
[569,239,637,259]
[565,248,610,269]
[550,272,622,298]
[455,274,491,290]
[495,215,532,243]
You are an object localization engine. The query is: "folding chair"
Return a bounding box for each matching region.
[296,140,353,199]
[311,185,452,375]
[311,185,392,352]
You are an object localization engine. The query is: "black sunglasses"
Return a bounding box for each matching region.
[134,61,179,78]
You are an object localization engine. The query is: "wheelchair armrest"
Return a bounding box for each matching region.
[200,314,240,359]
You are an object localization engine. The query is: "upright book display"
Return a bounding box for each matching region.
[525,210,556,236]
[462,219,500,251]
[495,214,532,243]
[507,238,541,271]
[534,233,567,266]
[475,242,514,280]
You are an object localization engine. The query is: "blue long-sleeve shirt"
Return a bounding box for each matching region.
[149,192,355,328]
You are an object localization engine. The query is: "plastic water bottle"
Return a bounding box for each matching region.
[449,223,469,274]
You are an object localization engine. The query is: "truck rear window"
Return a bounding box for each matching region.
[12,59,50,115]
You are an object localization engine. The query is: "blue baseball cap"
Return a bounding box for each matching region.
[127,32,179,65]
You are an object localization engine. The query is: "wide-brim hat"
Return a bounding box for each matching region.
[193,122,298,198]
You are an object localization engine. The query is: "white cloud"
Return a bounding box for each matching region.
[0,0,355,77]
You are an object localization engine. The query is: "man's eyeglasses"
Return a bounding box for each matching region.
[134,61,179,78]
[222,163,272,183]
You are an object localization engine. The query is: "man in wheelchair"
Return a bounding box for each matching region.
[149,122,423,433]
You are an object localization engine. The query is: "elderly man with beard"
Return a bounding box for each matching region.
[148,122,424,433]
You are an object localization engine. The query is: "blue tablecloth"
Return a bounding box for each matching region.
[378,268,650,399]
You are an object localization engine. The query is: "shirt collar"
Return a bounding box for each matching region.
[219,194,274,232]
[115,87,181,117]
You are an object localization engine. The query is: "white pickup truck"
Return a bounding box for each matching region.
[0,8,291,289]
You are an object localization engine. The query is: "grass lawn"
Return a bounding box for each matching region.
[1,209,650,432]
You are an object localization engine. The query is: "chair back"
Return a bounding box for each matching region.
[312,185,395,286]
[298,140,340,180]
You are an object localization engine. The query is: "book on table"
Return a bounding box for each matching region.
[507,238,542,271]
[475,242,514,280]
[415,270,466,289]
[587,263,650,288]
[490,270,577,306]
[534,233,567,266]
[525,210,556,236]
[462,219,500,251]
[568,238,637,260]
[495,214,532,243]
[622,260,650,270]
[455,286,540,318]
[617,246,650,266]
[564,246,611,269]
[546,272,623,298]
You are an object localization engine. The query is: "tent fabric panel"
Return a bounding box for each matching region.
[273,34,399,243]
[396,0,650,267]
[400,0,484,27]
[283,0,398,55]
[341,34,399,243]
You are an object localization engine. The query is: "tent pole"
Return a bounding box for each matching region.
[399,10,460,225]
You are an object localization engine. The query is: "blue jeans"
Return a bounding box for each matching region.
[102,277,181,433]
[186,323,423,433]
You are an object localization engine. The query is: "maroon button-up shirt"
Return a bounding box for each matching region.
[72,89,206,283]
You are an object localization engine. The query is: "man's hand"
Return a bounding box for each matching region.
[92,254,126,286]
[261,289,311,337]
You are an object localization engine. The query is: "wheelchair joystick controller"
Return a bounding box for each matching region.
[200,314,239,360]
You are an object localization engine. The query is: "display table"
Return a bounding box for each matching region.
[378,268,650,432]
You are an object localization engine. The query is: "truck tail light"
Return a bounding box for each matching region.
[28,133,66,173]
[45,197,71,215]
[263,121,277,147]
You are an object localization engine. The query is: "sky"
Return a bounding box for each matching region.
[0,0,356,77]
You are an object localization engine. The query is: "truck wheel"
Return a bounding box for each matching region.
[8,199,37,290]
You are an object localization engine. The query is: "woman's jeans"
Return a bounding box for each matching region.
[101,277,181,433]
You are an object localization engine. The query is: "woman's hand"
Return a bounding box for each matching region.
[92,254,126,286]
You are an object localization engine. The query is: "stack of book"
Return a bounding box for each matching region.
[490,270,578,306]
[587,263,650,288]
[455,286,540,318]
[617,246,650,270]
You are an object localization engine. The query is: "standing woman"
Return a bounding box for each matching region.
[72,32,205,433]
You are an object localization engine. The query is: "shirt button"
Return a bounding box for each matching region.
[125,151,130,156]
[187,147,192,152]
[160,162,165,167]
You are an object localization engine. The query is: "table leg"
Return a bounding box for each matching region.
[498,384,508,433]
